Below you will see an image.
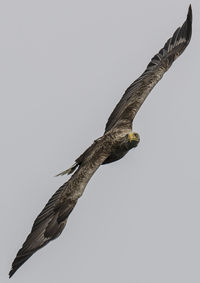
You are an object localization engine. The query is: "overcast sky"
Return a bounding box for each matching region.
[1,1,200,282]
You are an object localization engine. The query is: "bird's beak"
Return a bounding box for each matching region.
[128,132,136,142]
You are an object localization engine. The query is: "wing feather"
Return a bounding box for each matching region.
[9,137,111,277]
[105,5,192,132]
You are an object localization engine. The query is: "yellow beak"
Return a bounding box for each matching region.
[128,132,136,142]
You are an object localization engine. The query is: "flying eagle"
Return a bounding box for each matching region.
[9,6,192,277]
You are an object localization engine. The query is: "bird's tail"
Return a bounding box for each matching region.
[55,162,78,177]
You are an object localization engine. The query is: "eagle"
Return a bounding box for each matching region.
[9,5,192,277]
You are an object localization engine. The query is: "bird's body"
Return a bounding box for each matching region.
[9,6,192,277]
[57,131,140,176]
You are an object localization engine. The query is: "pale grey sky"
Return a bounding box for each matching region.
[1,1,200,282]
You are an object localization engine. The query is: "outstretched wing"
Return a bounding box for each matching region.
[9,137,111,277]
[105,5,192,132]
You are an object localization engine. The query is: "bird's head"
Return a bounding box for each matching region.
[127,132,140,148]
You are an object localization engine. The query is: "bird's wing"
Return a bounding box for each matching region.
[105,5,192,132]
[9,136,111,277]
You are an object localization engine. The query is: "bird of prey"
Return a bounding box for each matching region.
[9,5,192,277]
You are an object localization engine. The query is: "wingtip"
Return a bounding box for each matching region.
[9,263,20,278]
[185,4,192,42]
[9,268,15,278]
[187,4,192,21]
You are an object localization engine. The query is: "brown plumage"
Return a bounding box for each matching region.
[9,6,192,277]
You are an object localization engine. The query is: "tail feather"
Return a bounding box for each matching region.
[55,163,78,177]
